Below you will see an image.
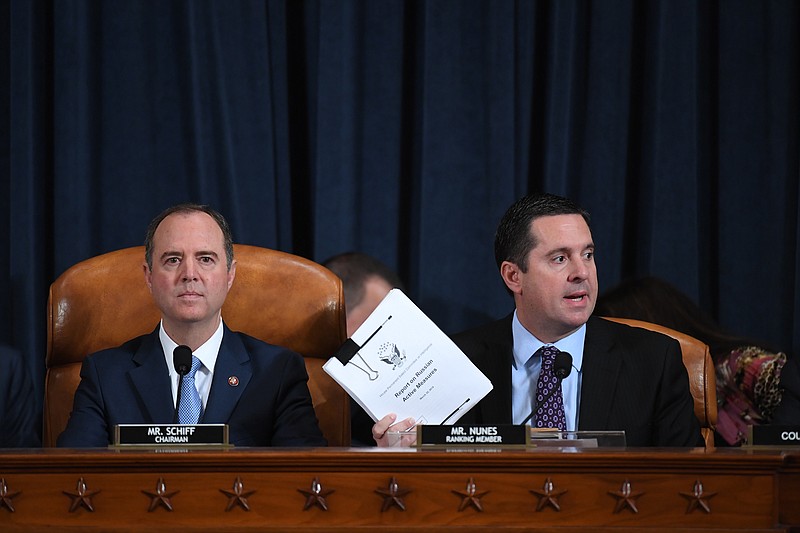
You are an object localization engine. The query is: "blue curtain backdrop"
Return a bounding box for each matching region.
[2,0,799,426]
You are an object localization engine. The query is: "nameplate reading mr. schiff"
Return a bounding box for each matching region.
[114,424,229,447]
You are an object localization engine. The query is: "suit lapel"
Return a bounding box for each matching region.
[202,326,252,423]
[129,330,174,423]
[578,317,622,431]
[473,315,514,425]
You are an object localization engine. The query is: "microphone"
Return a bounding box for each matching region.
[172,345,193,424]
[521,351,573,426]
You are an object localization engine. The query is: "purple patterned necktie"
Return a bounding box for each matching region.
[533,345,567,430]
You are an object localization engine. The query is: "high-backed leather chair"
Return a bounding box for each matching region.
[603,317,717,448]
[44,245,350,447]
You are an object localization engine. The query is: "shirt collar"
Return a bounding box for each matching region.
[511,310,585,372]
[159,319,224,374]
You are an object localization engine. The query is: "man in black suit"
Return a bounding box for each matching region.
[322,252,406,446]
[373,193,702,447]
[58,204,325,447]
[0,344,41,447]
[773,356,800,425]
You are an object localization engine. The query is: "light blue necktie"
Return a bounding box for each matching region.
[177,356,203,424]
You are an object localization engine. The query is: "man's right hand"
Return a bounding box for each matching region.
[372,413,416,447]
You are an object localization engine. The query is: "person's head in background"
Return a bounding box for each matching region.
[595,275,791,446]
[593,276,769,357]
[322,252,405,337]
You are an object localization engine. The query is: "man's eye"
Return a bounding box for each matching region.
[199,256,213,263]
[553,256,566,264]
[165,257,180,264]
[584,252,594,260]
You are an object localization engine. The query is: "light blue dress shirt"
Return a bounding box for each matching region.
[510,311,585,430]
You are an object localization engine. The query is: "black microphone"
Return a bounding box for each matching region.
[521,351,573,426]
[172,345,193,424]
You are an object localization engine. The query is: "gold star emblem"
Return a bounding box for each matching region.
[530,477,567,511]
[452,477,489,512]
[298,477,334,511]
[0,478,21,513]
[608,479,643,514]
[375,476,412,512]
[142,477,179,512]
[680,479,716,514]
[220,476,256,511]
[63,477,100,512]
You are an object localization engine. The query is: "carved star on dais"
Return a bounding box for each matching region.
[298,477,334,511]
[530,477,567,511]
[452,477,489,512]
[142,477,179,512]
[220,476,256,511]
[608,479,643,514]
[63,477,100,512]
[375,476,412,512]
[680,479,716,514]
[0,478,21,512]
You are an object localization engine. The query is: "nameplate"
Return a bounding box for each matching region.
[417,425,528,447]
[114,424,230,447]
[747,425,800,447]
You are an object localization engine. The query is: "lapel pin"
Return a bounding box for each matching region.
[228,376,240,387]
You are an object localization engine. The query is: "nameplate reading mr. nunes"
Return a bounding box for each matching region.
[418,425,528,447]
[114,424,229,447]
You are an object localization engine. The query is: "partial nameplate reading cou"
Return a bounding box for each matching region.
[746,425,800,447]
[113,424,230,448]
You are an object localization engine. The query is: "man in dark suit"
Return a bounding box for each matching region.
[58,204,325,447]
[452,315,701,446]
[373,193,702,447]
[1,344,41,447]
[772,356,800,425]
[322,252,407,446]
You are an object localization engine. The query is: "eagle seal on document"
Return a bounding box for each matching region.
[377,343,406,370]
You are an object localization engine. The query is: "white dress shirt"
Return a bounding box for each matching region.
[160,319,224,410]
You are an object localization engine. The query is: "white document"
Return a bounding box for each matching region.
[323,289,493,425]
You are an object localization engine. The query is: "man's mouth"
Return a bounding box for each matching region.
[179,292,203,298]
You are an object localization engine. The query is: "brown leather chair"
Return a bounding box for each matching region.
[603,317,717,448]
[44,245,350,447]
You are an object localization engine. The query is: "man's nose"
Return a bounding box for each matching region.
[569,258,589,281]
[181,260,198,281]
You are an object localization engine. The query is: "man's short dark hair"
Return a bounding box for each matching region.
[322,252,404,310]
[144,203,235,270]
[494,193,591,273]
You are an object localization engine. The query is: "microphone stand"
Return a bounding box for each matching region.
[172,345,193,424]
[173,378,185,424]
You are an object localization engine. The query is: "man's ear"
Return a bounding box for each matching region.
[143,263,153,293]
[500,261,522,294]
[227,259,237,290]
